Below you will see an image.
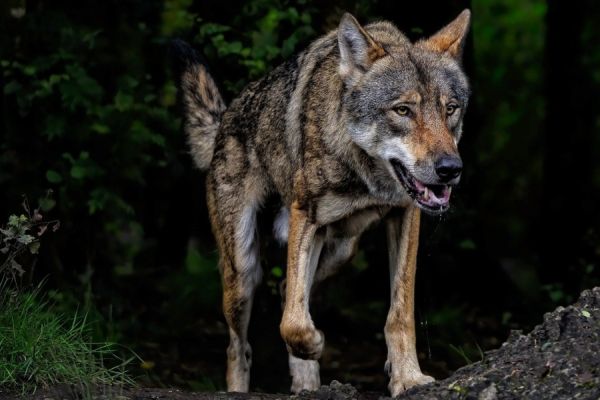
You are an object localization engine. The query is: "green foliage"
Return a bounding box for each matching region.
[0,281,134,394]
[195,0,316,93]
[161,0,196,36]
[1,2,183,279]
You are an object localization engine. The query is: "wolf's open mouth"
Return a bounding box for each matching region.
[391,159,452,213]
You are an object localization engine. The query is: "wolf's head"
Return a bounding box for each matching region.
[338,11,471,215]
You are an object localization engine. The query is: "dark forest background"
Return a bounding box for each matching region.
[1,0,600,393]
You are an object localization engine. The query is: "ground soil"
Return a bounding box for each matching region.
[4,287,600,400]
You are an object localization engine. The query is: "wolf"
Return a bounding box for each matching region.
[172,9,471,396]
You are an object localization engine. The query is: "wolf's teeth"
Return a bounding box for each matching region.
[422,187,430,201]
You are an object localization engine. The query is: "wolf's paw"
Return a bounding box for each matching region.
[388,370,434,397]
[289,355,320,393]
[281,323,324,360]
[226,343,252,392]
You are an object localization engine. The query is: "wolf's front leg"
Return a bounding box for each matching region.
[384,206,434,396]
[280,201,325,385]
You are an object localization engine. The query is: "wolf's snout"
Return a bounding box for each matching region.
[435,155,463,182]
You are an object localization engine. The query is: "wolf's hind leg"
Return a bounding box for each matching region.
[207,171,264,393]
[222,268,259,393]
[313,235,360,284]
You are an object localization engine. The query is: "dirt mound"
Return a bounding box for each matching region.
[395,286,600,399]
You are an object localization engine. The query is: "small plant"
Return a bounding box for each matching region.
[0,197,135,395]
[0,194,59,282]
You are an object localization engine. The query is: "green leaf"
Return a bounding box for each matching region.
[91,123,110,134]
[114,91,134,112]
[38,197,56,212]
[48,74,64,85]
[59,64,104,110]
[114,263,134,276]
[198,22,230,37]
[0,228,14,239]
[62,153,76,164]
[23,65,36,76]
[271,266,283,278]
[43,116,66,140]
[185,247,216,275]
[3,80,21,95]
[28,241,40,254]
[16,234,35,245]
[8,215,28,227]
[459,239,476,250]
[581,310,591,318]
[87,188,126,214]
[46,170,63,183]
[70,166,86,179]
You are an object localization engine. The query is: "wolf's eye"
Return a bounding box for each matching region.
[446,104,459,116]
[395,105,411,116]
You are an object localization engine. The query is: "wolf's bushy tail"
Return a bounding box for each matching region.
[171,39,226,170]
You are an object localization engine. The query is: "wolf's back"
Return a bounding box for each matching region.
[171,40,226,170]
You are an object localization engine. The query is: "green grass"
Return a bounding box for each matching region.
[0,281,135,395]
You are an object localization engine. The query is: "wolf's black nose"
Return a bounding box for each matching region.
[435,156,462,182]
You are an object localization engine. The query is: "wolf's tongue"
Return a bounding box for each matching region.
[413,179,451,207]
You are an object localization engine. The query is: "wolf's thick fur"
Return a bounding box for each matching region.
[174,10,471,396]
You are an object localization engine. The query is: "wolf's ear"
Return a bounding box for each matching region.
[419,9,471,61]
[338,13,386,79]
